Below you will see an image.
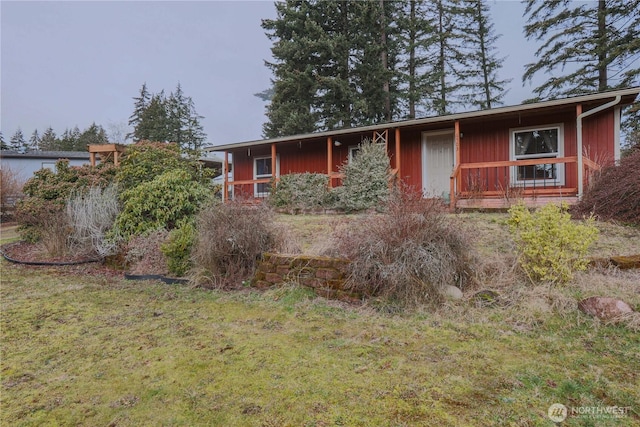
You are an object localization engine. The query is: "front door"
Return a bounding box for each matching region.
[422,131,455,199]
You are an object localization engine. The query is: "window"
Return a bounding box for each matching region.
[254,156,275,197]
[511,125,564,186]
[348,146,360,163]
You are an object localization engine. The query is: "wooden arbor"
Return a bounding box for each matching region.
[88,144,126,166]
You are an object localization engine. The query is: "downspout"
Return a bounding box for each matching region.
[576,95,621,198]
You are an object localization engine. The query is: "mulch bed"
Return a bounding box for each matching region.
[1,241,123,278]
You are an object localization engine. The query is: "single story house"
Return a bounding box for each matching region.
[0,150,91,184]
[206,87,640,209]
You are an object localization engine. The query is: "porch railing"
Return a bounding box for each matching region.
[449,156,602,209]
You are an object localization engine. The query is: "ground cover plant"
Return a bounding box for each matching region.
[2,214,639,426]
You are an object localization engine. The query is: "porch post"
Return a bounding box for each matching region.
[327,136,333,188]
[452,120,461,210]
[395,128,401,178]
[577,104,583,198]
[223,151,229,202]
[271,143,277,183]
[89,152,96,167]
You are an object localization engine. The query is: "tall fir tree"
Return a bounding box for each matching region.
[78,123,109,148]
[522,0,640,99]
[128,83,207,152]
[0,132,7,150]
[38,127,58,151]
[58,126,82,151]
[9,129,27,151]
[458,0,510,110]
[29,130,40,151]
[127,83,151,141]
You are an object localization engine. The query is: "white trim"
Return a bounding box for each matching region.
[421,129,455,198]
[509,124,565,187]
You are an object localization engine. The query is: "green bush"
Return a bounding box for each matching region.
[113,169,211,240]
[15,160,116,253]
[508,202,599,283]
[116,141,209,192]
[269,173,331,211]
[334,138,390,212]
[161,220,196,277]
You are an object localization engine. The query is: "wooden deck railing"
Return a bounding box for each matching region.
[449,156,602,209]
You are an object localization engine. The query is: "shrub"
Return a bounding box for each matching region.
[113,169,212,240]
[269,173,331,211]
[116,141,211,192]
[124,229,169,275]
[326,186,471,306]
[0,166,24,220]
[15,160,115,249]
[161,220,196,277]
[191,200,280,287]
[508,202,599,284]
[66,185,120,257]
[573,150,640,225]
[334,138,390,212]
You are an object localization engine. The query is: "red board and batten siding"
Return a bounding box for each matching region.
[229,103,618,198]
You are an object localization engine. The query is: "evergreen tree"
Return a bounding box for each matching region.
[38,127,58,151]
[128,83,207,152]
[522,0,640,100]
[9,129,27,151]
[0,132,7,150]
[58,126,82,151]
[396,1,437,119]
[261,0,322,138]
[29,130,40,151]
[78,123,109,148]
[127,83,151,141]
[458,0,510,110]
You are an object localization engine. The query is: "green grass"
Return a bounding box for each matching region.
[2,214,640,426]
[2,261,639,426]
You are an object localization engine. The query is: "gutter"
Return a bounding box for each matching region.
[576,95,621,198]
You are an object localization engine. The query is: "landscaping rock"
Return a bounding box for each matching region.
[443,285,463,300]
[610,255,640,270]
[578,297,634,321]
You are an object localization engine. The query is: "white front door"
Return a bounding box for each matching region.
[422,131,455,199]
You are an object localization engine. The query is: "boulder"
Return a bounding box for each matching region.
[578,297,634,321]
[443,285,463,300]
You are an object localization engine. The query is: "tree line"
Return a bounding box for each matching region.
[260,0,639,139]
[1,123,109,152]
[1,82,207,154]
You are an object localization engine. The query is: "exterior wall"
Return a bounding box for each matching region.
[582,109,615,166]
[227,103,619,200]
[0,154,91,184]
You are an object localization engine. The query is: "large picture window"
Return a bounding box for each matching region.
[511,125,564,186]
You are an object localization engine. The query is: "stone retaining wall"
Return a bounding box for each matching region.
[252,253,360,302]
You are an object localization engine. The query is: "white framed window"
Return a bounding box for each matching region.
[510,124,564,186]
[253,156,279,197]
[42,162,56,171]
[348,145,360,163]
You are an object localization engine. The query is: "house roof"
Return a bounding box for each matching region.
[0,150,90,160]
[206,87,640,152]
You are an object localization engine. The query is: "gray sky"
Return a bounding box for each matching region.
[1,0,542,147]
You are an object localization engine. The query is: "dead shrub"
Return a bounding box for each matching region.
[191,200,282,288]
[325,186,472,307]
[123,229,170,275]
[573,150,640,224]
[0,166,24,220]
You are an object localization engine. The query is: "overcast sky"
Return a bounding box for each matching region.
[1,0,544,147]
